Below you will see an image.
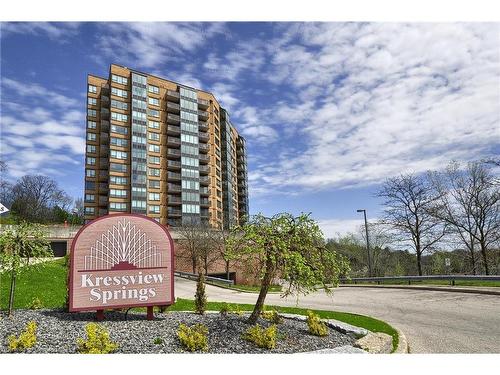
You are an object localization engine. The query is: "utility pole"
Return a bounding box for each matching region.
[357,209,373,277]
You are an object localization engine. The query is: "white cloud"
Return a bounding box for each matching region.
[317,218,366,239]
[0,22,80,41]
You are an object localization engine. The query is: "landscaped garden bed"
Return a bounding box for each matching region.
[1,309,358,354]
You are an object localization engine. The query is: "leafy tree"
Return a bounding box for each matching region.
[227,213,350,324]
[194,273,207,314]
[0,222,52,315]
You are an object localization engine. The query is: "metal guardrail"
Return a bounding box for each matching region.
[341,275,500,286]
[174,271,234,286]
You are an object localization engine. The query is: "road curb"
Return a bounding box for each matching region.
[394,327,409,354]
[339,284,500,296]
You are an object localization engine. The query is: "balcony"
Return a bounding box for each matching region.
[198,110,209,121]
[167,148,181,159]
[236,147,245,156]
[167,208,182,217]
[99,208,108,216]
[199,121,208,132]
[98,183,108,193]
[101,95,109,103]
[167,113,180,125]
[98,195,108,206]
[199,154,210,164]
[99,145,109,157]
[199,165,209,174]
[200,187,210,195]
[198,132,209,143]
[167,218,182,227]
[100,108,110,120]
[167,136,181,148]
[166,101,180,113]
[167,183,182,192]
[200,198,210,206]
[167,125,180,135]
[199,143,209,153]
[197,98,209,109]
[99,170,108,180]
[167,171,181,181]
[100,120,110,132]
[167,195,182,205]
[100,132,109,144]
[200,209,209,218]
[99,158,109,169]
[166,90,180,102]
[167,160,181,170]
[200,176,209,185]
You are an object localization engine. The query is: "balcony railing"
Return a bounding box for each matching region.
[199,165,209,174]
[167,125,181,135]
[167,195,182,205]
[197,98,209,109]
[199,143,209,153]
[167,183,182,192]
[98,183,108,192]
[198,110,209,120]
[167,113,180,124]
[166,101,180,113]
[101,120,110,132]
[99,159,109,169]
[99,170,108,180]
[198,132,209,142]
[199,154,210,163]
[200,187,210,195]
[167,171,181,180]
[167,137,181,147]
[99,146,109,156]
[100,133,109,144]
[167,208,182,216]
[200,198,210,206]
[98,195,108,206]
[166,90,180,102]
[167,148,181,158]
[200,176,209,185]
[199,122,208,132]
[167,160,181,170]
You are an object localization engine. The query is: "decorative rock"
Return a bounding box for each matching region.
[303,346,367,354]
[354,332,393,354]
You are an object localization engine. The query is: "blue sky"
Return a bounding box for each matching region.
[1,22,499,237]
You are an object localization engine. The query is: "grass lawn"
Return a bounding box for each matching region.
[1,259,399,352]
[343,279,500,287]
[206,281,282,293]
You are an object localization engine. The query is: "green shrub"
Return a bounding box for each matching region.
[76,323,118,354]
[219,302,230,316]
[8,321,37,352]
[261,309,283,324]
[29,297,43,310]
[232,306,244,316]
[244,324,277,349]
[306,310,328,337]
[177,323,208,352]
[153,337,163,345]
[194,273,207,314]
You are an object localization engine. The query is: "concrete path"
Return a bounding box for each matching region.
[174,277,500,354]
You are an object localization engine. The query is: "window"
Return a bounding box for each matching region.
[111,124,128,135]
[110,189,127,198]
[110,150,128,160]
[182,191,200,202]
[110,176,128,185]
[132,186,147,197]
[181,168,199,178]
[132,74,147,85]
[132,98,147,110]
[180,111,197,122]
[149,144,160,153]
[132,110,147,121]
[85,181,96,190]
[149,180,160,189]
[148,132,160,141]
[85,207,95,214]
[148,109,160,118]
[148,85,159,94]
[132,200,147,210]
[149,205,160,214]
[111,99,128,111]
[87,120,97,129]
[182,180,199,190]
[88,85,97,94]
[109,202,127,211]
[132,123,147,133]
[149,192,160,201]
[149,156,160,164]
[84,194,95,202]
[181,122,198,133]
[180,98,197,111]
[110,137,128,147]
[181,156,199,167]
[182,204,200,214]
[86,169,96,178]
[111,87,128,98]
[149,120,160,129]
[110,163,127,172]
[132,86,147,97]
[148,97,159,106]
[181,144,199,156]
[132,135,146,144]
[86,145,96,154]
[180,87,197,100]
[112,74,128,85]
[148,168,160,177]
[88,97,97,106]
[111,112,128,122]
[181,133,199,144]
[88,109,97,118]
[86,157,96,165]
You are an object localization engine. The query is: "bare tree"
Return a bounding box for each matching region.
[0,161,13,208]
[9,175,72,223]
[357,222,392,276]
[176,222,219,274]
[377,173,447,276]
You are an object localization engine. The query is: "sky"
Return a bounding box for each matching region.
[0,22,499,237]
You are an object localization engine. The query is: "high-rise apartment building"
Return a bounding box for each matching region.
[84,64,249,229]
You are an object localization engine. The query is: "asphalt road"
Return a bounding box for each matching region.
[174,277,500,353]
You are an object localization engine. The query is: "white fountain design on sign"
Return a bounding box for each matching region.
[84,218,162,270]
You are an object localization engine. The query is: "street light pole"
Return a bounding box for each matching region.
[357,209,372,277]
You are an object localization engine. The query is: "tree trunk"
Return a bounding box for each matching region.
[8,267,16,316]
[225,260,230,281]
[479,241,489,275]
[204,255,208,275]
[192,257,196,274]
[248,259,273,323]
[468,236,477,275]
[416,251,423,276]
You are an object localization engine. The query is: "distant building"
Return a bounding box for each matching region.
[84,64,248,228]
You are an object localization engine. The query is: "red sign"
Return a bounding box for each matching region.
[69,214,174,316]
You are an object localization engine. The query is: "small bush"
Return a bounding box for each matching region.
[232,306,244,316]
[153,337,163,345]
[306,310,328,337]
[8,321,37,352]
[194,273,207,315]
[219,302,230,316]
[177,323,208,352]
[29,297,44,310]
[261,309,283,324]
[77,323,118,354]
[244,324,277,349]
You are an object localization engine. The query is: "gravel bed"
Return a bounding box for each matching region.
[0,309,357,354]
